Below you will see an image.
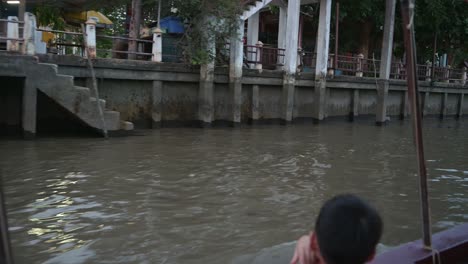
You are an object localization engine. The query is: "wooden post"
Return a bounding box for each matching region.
[18,0,26,21]
[6,17,19,52]
[128,0,142,60]
[425,61,432,82]
[152,28,163,62]
[334,0,339,74]
[85,19,97,59]
[22,12,36,55]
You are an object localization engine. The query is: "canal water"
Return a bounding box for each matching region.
[1,120,467,264]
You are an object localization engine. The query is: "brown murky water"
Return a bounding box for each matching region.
[1,120,467,264]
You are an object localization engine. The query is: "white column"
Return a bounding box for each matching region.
[247,12,260,68]
[152,28,163,62]
[314,0,332,79]
[284,0,301,74]
[6,16,19,52]
[379,0,396,79]
[22,12,36,55]
[85,19,97,58]
[229,20,245,124]
[277,6,287,68]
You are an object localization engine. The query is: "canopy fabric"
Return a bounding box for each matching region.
[64,11,113,28]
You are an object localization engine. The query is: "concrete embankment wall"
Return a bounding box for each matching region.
[2,55,467,134]
[37,56,466,128]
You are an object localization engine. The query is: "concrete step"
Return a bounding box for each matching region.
[104,111,121,130]
[90,97,106,109]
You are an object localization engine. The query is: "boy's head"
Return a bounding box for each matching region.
[311,194,383,264]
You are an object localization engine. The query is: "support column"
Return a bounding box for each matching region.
[22,12,36,55]
[281,0,301,123]
[22,78,36,139]
[376,0,396,125]
[198,18,215,127]
[422,92,430,117]
[7,16,19,52]
[277,5,287,69]
[128,0,142,60]
[251,85,260,123]
[457,93,464,118]
[400,90,409,119]
[247,12,260,68]
[151,80,163,128]
[152,28,163,62]
[376,80,389,125]
[313,0,332,122]
[350,89,359,121]
[229,20,244,126]
[19,0,26,21]
[441,92,448,119]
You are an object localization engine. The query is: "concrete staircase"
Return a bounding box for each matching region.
[30,62,134,133]
[241,0,273,20]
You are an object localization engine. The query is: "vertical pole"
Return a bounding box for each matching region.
[0,178,14,264]
[18,0,25,21]
[22,12,36,56]
[157,0,162,28]
[247,12,260,68]
[400,0,432,250]
[152,28,163,62]
[334,0,339,73]
[255,41,263,70]
[431,32,437,81]
[6,17,19,52]
[85,19,97,59]
[128,0,142,60]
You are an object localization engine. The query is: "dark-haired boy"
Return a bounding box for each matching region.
[291,194,383,264]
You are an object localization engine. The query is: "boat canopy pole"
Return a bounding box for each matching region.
[400,0,432,249]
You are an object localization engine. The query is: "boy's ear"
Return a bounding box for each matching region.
[366,249,376,262]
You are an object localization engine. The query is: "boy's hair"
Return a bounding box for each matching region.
[315,194,383,264]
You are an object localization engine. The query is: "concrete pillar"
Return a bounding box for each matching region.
[376,80,389,125]
[22,78,36,139]
[355,54,364,77]
[22,12,36,55]
[277,6,287,68]
[281,0,301,123]
[313,0,332,122]
[128,0,142,60]
[152,28,163,62]
[7,16,20,52]
[229,21,244,125]
[422,92,430,117]
[151,80,163,128]
[350,89,359,121]
[251,85,260,123]
[247,12,260,68]
[441,92,448,118]
[198,18,216,126]
[314,0,332,79]
[400,90,409,119]
[457,93,464,118]
[379,0,396,80]
[85,19,97,58]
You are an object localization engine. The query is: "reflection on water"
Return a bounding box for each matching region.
[1,119,467,264]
